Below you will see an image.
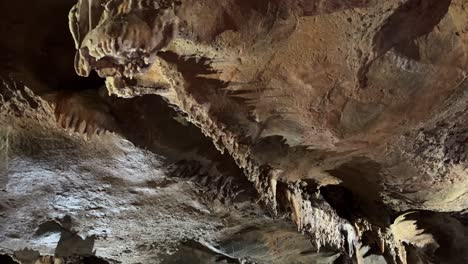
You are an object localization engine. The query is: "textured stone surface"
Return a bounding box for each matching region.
[0,73,324,264]
[0,0,467,263]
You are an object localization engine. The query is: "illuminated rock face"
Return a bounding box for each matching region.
[0,0,467,263]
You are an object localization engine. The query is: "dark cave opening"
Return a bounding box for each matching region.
[319,184,354,221]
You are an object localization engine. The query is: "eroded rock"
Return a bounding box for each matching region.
[0,0,467,263]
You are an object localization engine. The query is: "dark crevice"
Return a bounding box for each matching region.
[325,158,396,226]
[275,181,292,214]
[0,254,19,264]
[319,185,354,221]
[82,256,111,264]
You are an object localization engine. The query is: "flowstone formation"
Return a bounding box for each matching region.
[1,0,467,263]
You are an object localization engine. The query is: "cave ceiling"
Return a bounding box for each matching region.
[0,0,467,263]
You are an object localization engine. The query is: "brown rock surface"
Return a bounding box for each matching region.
[0,0,467,263]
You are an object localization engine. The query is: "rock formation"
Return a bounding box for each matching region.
[0,0,467,263]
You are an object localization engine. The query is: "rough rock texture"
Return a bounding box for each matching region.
[1,0,468,263]
[0,72,328,264]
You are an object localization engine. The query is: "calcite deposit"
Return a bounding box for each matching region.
[0,0,467,263]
